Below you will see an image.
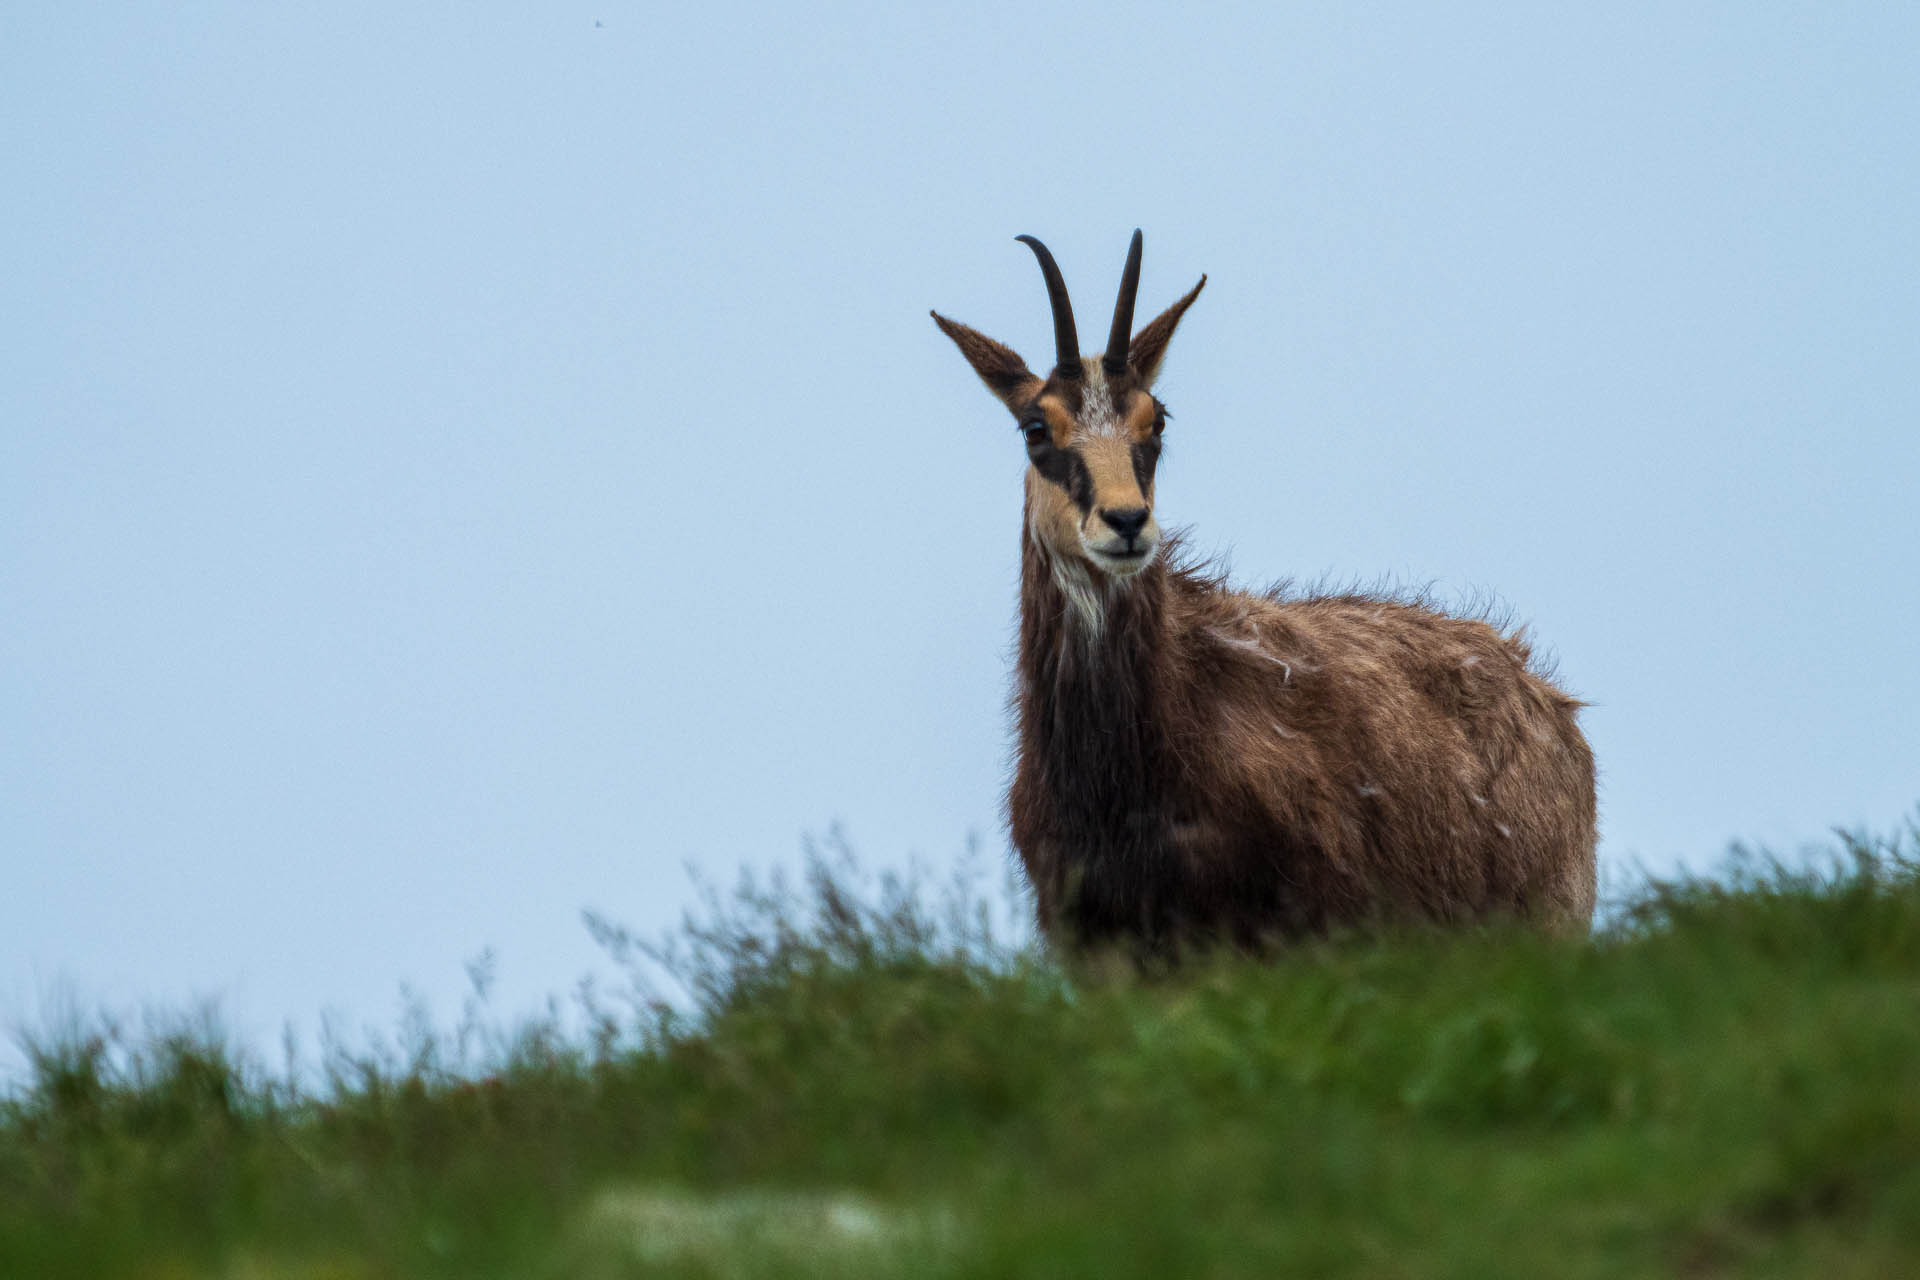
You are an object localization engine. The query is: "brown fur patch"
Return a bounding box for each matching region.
[1119,389,1159,439]
[1034,395,1079,447]
[1011,536,1598,957]
[931,311,1039,404]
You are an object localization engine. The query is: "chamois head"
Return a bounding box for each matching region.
[933,231,1205,580]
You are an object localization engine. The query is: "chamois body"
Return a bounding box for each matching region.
[936,231,1597,953]
[1012,529,1596,950]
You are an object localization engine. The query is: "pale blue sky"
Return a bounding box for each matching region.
[5,4,1917,1074]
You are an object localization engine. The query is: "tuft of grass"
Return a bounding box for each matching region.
[6,819,1920,1277]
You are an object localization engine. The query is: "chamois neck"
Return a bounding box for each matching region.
[1017,524,1168,676]
[1016,517,1171,799]
[1013,513,1178,946]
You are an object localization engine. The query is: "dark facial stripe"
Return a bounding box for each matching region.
[1131,438,1162,495]
[1028,437,1095,515]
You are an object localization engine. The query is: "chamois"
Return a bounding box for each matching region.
[932,231,1597,955]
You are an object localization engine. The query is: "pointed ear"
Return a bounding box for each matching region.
[1128,276,1206,387]
[932,311,1041,406]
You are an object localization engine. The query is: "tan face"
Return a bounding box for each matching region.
[931,235,1204,582]
[1017,363,1166,580]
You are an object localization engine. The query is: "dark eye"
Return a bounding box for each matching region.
[1022,421,1050,448]
[1153,406,1169,435]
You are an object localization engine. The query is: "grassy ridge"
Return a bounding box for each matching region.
[5,827,1920,1278]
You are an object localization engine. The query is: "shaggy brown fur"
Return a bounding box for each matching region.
[936,232,1597,955]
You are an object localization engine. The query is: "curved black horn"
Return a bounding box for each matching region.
[1104,229,1143,375]
[1015,234,1081,379]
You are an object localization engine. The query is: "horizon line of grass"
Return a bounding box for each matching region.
[5,815,1919,1278]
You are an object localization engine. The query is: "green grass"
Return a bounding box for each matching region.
[6,824,1920,1278]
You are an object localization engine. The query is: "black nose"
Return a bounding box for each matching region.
[1102,506,1150,541]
